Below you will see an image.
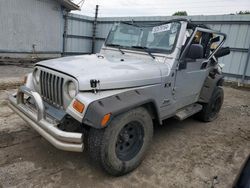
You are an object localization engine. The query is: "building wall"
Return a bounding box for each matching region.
[0,0,64,58]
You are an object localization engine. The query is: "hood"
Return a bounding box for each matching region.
[36,54,163,91]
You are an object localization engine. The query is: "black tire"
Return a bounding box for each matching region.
[197,86,224,122]
[87,107,153,176]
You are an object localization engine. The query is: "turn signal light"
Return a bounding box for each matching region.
[73,100,85,113]
[101,113,111,127]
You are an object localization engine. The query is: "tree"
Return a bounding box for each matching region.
[172,11,188,16]
[236,10,250,15]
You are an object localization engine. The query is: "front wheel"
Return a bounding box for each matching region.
[197,86,224,122]
[87,107,153,176]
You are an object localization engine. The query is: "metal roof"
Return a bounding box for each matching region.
[55,0,80,11]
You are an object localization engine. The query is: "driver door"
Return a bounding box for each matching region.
[174,58,209,109]
[173,30,212,109]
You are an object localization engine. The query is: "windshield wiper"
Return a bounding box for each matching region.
[131,46,155,59]
[106,44,125,55]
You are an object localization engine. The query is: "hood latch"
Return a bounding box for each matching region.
[90,79,100,93]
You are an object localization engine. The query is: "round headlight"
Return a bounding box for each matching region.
[68,81,77,98]
[33,69,40,83]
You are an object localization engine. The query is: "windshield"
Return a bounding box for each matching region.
[105,22,181,53]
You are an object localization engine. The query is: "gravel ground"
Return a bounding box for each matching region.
[0,65,33,78]
[0,65,33,90]
[0,87,249,188]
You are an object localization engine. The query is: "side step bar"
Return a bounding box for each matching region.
[174,103,202,121]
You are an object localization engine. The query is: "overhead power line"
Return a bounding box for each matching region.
[98,4,250,11]
[75,0,250,17]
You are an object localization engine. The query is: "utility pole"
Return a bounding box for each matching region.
[92,5,99,54]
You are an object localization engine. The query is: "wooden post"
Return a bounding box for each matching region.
[62,10,69,56]
[92,5,99,54]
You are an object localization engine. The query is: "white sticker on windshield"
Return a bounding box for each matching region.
[152,23,171,34]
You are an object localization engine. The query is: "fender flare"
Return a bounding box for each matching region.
[198,74,224,103]
[82,89,159,129]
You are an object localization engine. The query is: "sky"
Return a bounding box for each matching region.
[71,0,250,17]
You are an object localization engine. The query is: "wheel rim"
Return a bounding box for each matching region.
[210,96,222,118]
[115,121,144,161]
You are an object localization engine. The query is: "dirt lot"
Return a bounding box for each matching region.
[0,65,33,90]
[0,86,249,188]
[0,65,33,79]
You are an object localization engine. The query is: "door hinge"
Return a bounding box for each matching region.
[172,87,176,95]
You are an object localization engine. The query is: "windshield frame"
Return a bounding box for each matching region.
[104,20,183,55]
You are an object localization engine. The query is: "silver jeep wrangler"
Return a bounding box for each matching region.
[8,19,230,176]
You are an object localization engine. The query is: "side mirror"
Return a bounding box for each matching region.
[186,44,204,59]
[214,47,230,58]
[210,36,220,43]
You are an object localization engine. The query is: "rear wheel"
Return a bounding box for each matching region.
[87,107,153,176]
[197,86,224,122]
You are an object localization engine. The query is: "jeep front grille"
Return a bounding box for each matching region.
[40,71,64,107]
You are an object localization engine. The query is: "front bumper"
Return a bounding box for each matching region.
[8,86,84,152]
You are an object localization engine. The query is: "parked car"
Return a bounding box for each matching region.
[8,19,230,176]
